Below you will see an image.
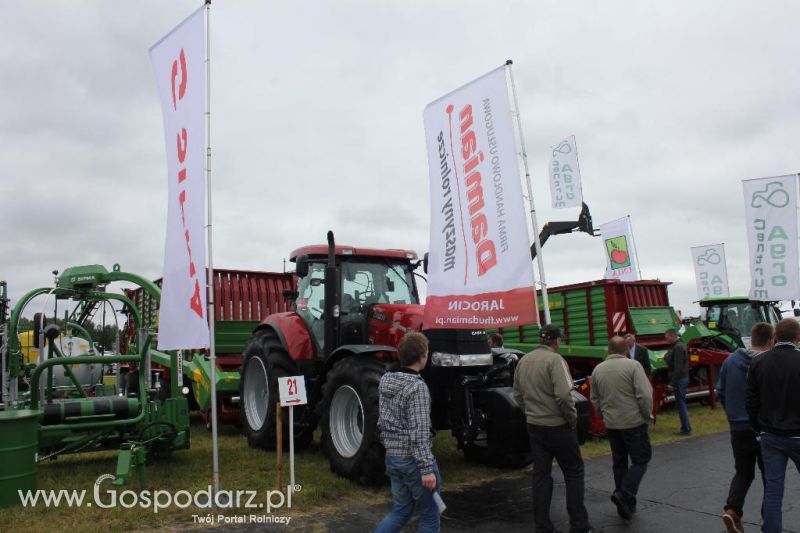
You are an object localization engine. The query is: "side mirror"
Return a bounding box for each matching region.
[423,252,429,275]
[296,255,309,278]
[386,278,395,292]
[793,309,800,317]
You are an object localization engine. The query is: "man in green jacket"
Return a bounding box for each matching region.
[591,336,653,520]
[513,324,597,533]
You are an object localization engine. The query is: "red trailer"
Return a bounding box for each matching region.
[499,279,729,436]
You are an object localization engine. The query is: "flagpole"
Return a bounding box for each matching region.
[204,0,220,496]
[506,60,551,325]
[720,243,730,295]
[627,215,643,279]
[572,135,585,204]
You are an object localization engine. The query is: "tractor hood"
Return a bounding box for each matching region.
[368,303,424,347]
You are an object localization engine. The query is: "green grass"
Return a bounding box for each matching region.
[1,405,728,533]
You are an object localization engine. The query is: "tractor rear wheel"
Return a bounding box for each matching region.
[320,357,389,484]
[239,328,314,450]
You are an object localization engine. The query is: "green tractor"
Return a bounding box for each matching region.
[698,296,782,349]
[0,265,191,507]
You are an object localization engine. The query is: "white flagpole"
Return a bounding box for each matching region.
[627,215,643,279]
[506,60,551,325]
[572,135,585,204]
[720,243,730,295]
[204,0,220,495]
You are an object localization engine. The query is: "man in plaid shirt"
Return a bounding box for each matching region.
[375,332,441,533]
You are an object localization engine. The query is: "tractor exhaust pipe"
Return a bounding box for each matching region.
[324,231,340,358]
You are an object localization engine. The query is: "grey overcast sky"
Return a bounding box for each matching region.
[2,1,799,318]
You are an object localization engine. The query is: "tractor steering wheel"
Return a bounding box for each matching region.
[357,289,375,305]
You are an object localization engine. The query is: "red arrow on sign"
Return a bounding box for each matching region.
[285,399,302,404]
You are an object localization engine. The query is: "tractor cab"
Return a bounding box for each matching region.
[290,242,422,356]
[699,296,781,348]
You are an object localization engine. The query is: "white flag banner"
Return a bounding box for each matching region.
[691,244,730,300]
[742,174,800,301]
[548,135,583,209]
[150,7,209,349]
[422,66,537,329]
[599,216,641,281]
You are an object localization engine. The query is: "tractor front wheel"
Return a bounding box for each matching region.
[239,328,314,450]
[320,357,388,484]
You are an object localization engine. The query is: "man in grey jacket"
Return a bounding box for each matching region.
[375,332,440,533]
[665,328,691,435]
[591,336,653,520]
[513,324,597,533]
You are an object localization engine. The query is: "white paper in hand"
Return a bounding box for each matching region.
[433,491,446,514]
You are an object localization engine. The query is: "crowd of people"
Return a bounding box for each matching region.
[371,319,800,533]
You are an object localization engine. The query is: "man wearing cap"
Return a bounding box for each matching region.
[513,324,597,533]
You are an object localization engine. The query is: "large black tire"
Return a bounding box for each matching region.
[239,328,314,450]
[320,357,389,485]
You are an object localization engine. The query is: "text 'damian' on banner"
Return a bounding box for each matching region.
[422,66,537,329]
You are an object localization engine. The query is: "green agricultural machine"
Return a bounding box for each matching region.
[497,278,734,436]
[0,265,191,508]
[120,269,295,428]
[698,296,782,349]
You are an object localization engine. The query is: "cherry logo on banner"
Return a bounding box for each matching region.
[611,249,628,264]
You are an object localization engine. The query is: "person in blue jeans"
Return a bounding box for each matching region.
[746,318,800,533]
[590,336,654,521]
[375,332,441,533]
[716,322,772,533]
[665,328,691,435]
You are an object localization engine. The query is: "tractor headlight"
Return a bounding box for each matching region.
[431,352,493,367]
[431,352,459,366]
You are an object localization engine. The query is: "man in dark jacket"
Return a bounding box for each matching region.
[665,328,691,435]
[716,322,773,533]
[746,318,800,533]
[623,333,652,377]
[376,332,441,533]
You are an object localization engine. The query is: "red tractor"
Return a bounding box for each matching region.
[239,231,589,483]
